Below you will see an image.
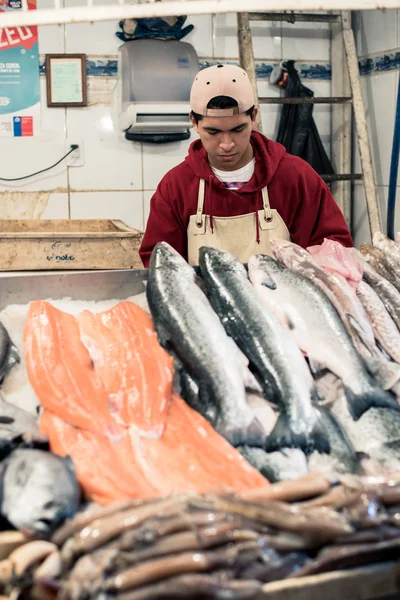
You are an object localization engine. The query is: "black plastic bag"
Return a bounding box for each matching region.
[276,60,334,176]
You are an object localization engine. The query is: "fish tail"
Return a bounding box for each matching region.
[219,416,266,448]
[264,411,330,456]
[345,385,400,420]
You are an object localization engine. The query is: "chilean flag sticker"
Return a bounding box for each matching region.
[13,115,33,136]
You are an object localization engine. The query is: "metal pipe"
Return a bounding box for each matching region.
[1,0,400,28]
[341,10,382,236]
[248,12,340,22]
[321,173,362,182]
[258,97,352,104]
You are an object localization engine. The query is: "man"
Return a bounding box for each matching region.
[139,63,353,267]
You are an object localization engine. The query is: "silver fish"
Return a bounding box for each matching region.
[373,232,400,275]
[359,243,400,291]
[356,280,400,364]
[1,448,80,537]
[0,394,44,459]
[146,242,263,447]
[353,248,400,332]
[0,322,19,384]
[238,446,309,483]
[199,247,328,455]
[251,250,399,420]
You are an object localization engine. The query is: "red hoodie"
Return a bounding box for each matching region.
[139,131,353,267]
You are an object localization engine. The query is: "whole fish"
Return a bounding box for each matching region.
[0,448,80,537]
[146,242,263,447]
[198,247,328,455]
[359,243,400,291]
[308,406,360,476]
[373,232,400,277]
[267,241,375,359]
[247,252,399,420]
[238,446,309,483]
[353,248,400,332]
[356,280,400,364]
[0,322,20,384]
[0,394,44,460]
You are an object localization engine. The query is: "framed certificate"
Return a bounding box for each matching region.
[46,54,87,107]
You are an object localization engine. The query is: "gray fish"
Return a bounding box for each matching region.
[0,448,80,537]
[0,394,44,459]
[238,446,308,483]
[0,322,19,384]
[353,248,400,332]
[308,406,360,476]
[146,242,263,447]
[178,368,218,426]
[359,243,400,291]
[258,247,398,420]
[198,247,328,455]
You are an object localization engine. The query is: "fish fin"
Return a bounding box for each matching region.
[219,417,266,448]
[344,385,400,420]
[154,322,171,350]
[265,411,330,456]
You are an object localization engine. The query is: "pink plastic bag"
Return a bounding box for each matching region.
[307,239,362,290]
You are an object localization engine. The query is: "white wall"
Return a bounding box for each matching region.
[353,9,400,245]
[0,7,332,233]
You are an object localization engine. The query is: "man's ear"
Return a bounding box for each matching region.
[190,113,199,133]
[251,107,259,130]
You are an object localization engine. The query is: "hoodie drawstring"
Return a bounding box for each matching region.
[208,175,214,233]
[256,208,261,244]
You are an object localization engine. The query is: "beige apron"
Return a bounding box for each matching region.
[187,178,291,266]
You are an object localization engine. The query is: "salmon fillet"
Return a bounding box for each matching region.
[40,409,157,504]
[130,393,267,497]
[24,301,120,439]
[26,300,268,504]
[78,302,173,438]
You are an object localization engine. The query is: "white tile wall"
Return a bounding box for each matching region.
[185,15,213,58]
[41,193,70,219]
[67,105,143,191]
[282,22,331,62]
[37,0,65,54]
[70,191,144,230]
[144,190,156,228]
[142,134,196,191]
[352,182,389,246]
[213,14,282,60]
[356,9,397,57]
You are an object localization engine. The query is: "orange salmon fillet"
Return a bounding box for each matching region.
[24,301,121,439]
[130,393,267,497]
[40,409,158,504]
[78,302,173,438]
[26,300,268,504]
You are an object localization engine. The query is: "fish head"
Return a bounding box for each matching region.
[198,246,246,277]
[269,240,308,270]
[248,255,280,290]
[150,242,194,277]
[1,450,80,538]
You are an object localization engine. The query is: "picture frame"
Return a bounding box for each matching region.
[45,54,87,107]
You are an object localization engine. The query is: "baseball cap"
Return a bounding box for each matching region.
[190,64,254,117]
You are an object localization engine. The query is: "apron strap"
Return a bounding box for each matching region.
[196,179,206,227]
[262,187,272,222]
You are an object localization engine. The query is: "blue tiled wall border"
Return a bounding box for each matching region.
[38,51,400,80]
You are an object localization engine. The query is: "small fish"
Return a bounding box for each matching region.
[199,247,328,455]
[0,394,44,460]
[373,232,400,283]
[267,242,399,419]
[356,280,400,364]
[0,322,20,384]
[359,243,400,291]
[0,448,80,537]
[146,242,263,447]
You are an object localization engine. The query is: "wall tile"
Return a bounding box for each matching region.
[282,22,330,62]
[64,0,121,55]
[67,104,143,191]
[213,13,281,60]
[362,72,396,187]
[352,182,388,247]
[142,132,197,190]
[143,190,156,228]
[0,84,67,193]
[40,193,69,219]
[184,15,213,59]
[70,191,144,230]
[357,9,397,57]
[37,0,65,54]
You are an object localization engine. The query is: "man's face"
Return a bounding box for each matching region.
[191,109,257,171]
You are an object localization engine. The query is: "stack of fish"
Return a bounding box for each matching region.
[2,472,400,600]
[146,235,400,482]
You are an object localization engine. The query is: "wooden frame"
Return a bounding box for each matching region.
[45,54,87,107]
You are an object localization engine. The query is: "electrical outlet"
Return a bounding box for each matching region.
[65,138,84,167]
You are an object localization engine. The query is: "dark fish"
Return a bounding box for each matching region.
[0,448,80,537]
[146,242,263,446]
[0,322,20,384]
[199,247,328,456]
[239,549,310,583]
[238,446,308,483]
